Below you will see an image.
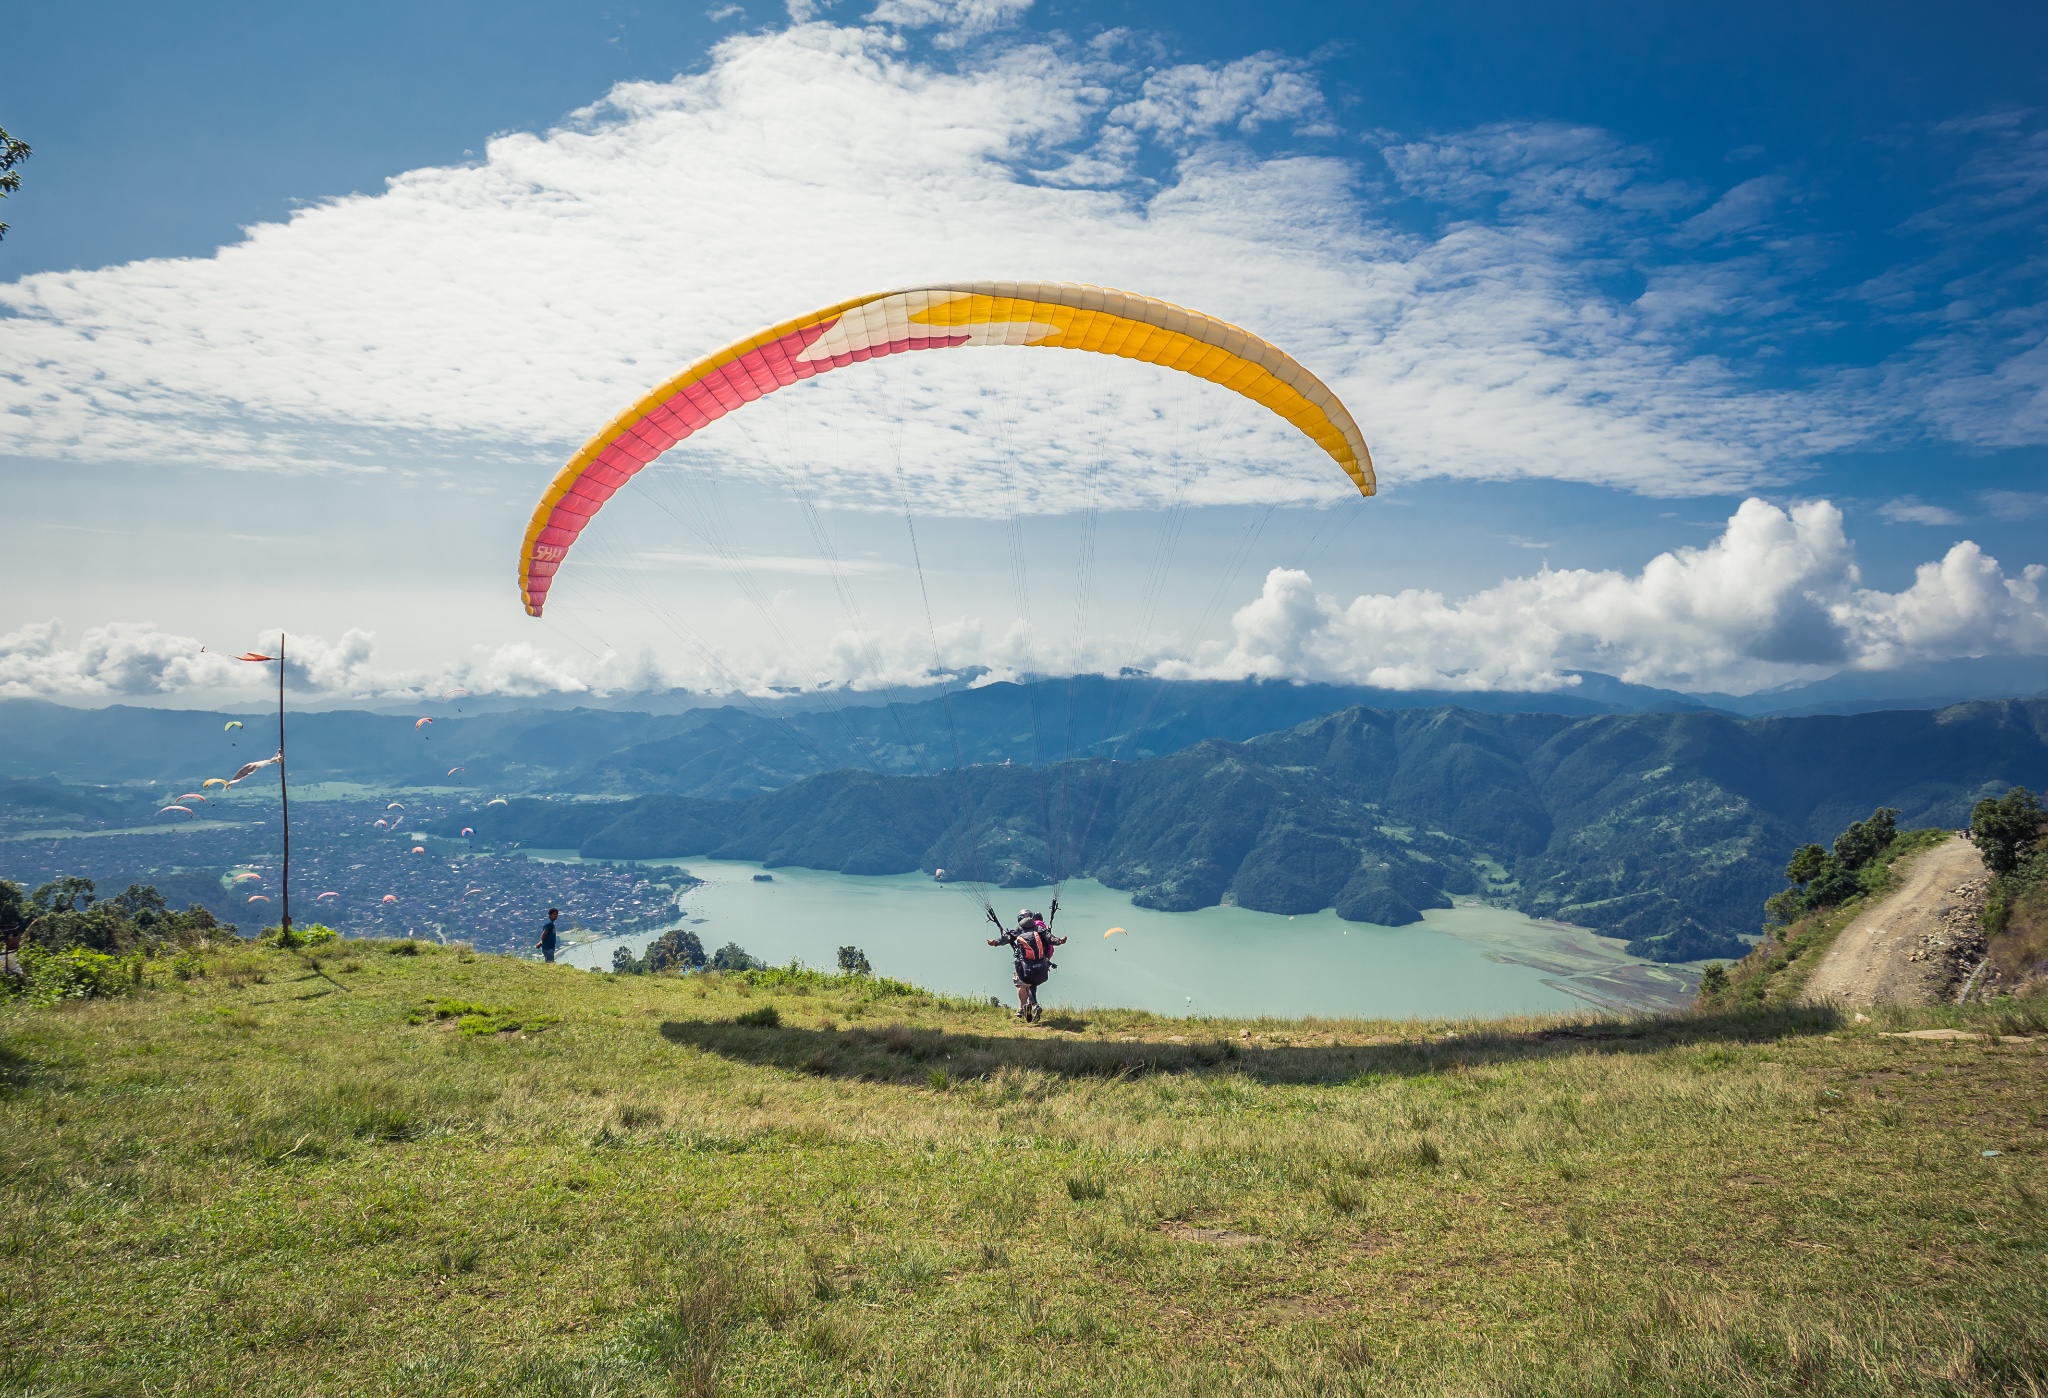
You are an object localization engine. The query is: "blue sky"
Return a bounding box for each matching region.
[3,0,2045,703]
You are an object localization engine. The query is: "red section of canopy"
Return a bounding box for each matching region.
[523,317,968,614]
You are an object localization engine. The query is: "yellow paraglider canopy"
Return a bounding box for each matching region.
[518,281,1374,616]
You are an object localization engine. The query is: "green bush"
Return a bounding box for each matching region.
[733,1006,781,1028]
[3,946,139,1004]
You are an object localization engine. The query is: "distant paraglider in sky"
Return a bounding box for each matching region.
[224,720,243,731]
[442,688,469,699]
[387,802,406,811]
[157,805,193,817]
[415,717,433,730]
[515,281,1374,618]
[202,778,228,790]
[177,792,206,803]
[247,894,269,904]
[411,845,426,854]
[487,798,509,808]
[460,827,474,836]
[381,894,398,904]
[446,767,463,776]
[1104,926,1127,939]
[316,891,340,901]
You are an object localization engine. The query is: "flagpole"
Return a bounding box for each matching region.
[277,633,291,936]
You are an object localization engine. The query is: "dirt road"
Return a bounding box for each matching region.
[1801,835,1989,1007]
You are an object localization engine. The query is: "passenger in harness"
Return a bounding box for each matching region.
[987,903,1067,1022]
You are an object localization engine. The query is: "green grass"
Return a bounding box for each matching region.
[2,939,2045,1395]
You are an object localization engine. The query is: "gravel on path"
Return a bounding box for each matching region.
[1800,834,1989,1007]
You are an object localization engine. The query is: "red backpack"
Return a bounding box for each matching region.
[1015,926,1053,964]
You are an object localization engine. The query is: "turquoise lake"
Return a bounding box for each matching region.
[548,858,1700,1020]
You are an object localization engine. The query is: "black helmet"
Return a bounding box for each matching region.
[1019,909,1040,921]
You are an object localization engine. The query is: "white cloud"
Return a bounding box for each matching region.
[0,621,245,700]
[0,622,635,703]
[1878,496,1965,526]
[863,0,1031,48]
[0,25,1898,518]
[1110,55,1328,142]
[1982,489,2048,520]
[1168,498,2048,693]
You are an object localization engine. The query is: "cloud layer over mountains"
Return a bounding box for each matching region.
[1199,500,2048,694]
[7,498,2043,701]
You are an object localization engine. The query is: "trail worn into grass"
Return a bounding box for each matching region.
[1803,834,1989,1007]
[2,941,2045,1396]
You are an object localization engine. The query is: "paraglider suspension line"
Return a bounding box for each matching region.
[277,633,291,935]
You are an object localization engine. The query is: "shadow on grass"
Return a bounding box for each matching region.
[660,1003,1844,1086]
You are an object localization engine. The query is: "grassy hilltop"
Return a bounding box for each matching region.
[2,943,2045,1396]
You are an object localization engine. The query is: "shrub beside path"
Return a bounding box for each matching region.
[1801,833,1989,1006]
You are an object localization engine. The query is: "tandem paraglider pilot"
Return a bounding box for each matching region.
[988,905,1066,1024]
[538,908,559,964]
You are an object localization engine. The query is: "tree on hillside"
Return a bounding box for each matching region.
[1972,786,2045,876]
[837,945,872,976]
[0,880,28,938]
[645,927,706,973]
[710,941,761,972]
[1766,806,1903,928]
[0,126,29,242]
[32,876,98,914]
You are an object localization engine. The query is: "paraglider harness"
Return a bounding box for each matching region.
[989,901,1059,987]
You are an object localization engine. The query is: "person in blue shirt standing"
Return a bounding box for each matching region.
[537,907,559,963]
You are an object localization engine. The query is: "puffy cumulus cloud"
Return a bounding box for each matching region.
[0,23,1899,516]
[0,623,632,703]
[0,621,246,700]
[1173,499,2048,694]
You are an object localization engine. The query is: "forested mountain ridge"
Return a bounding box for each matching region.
[438,698,2048,963]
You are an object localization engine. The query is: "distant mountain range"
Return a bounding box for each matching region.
[8,677,2047,965]
[8,657,2045,797]
[425,698,2048,964]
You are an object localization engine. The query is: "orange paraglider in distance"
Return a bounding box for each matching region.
[415,717,433,730]
[1104,926,1128,938]
[381,894,399,904]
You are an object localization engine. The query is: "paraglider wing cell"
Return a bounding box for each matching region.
[517,282,1375,616]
